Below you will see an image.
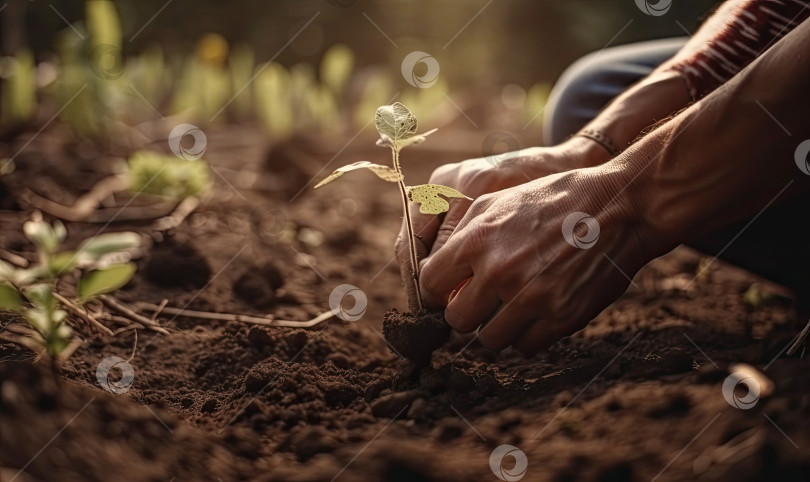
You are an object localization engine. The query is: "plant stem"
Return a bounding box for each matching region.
[392,147,423,313]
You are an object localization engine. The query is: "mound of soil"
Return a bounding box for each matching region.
[383,309,451,367]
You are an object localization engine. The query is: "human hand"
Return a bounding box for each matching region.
[396,137,610,312]
[418,164,659,354]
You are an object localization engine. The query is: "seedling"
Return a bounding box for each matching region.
[315,102,471,311]
[0,214,140,358]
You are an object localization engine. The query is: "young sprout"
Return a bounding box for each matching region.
[0,215,140,359]
[315,102,471,311]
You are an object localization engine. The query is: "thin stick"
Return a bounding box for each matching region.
[109,315,145,329]
[0,249,29,267]
[151,299,169,321]
[787,317,810,356]
[52,292,114,336]
[21,174,131,222]
[152,196,200,231]
[133,302,335,328]
[99,295,170,334]
[392,147,423,312]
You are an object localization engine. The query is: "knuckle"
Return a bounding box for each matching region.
[429,163,457,184]
[445,306,476,333]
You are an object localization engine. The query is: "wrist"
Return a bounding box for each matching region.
[580,131,675,258]
[557,135,614,168]
[583,70,692,151]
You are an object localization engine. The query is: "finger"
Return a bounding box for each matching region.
[444,276,501,332]
[429,198,474,257]
[513,320,569,355]
[476,301,537,351]
[420,240,473,308]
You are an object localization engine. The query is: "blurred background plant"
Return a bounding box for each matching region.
[0,214,141,360]
[0,0,717,146]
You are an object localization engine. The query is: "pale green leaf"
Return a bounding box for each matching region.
[23,220,66,255]
[406,184,472,215]
[314,161,403,189]
[24,284,57,312]
[86,0,122,49]
[77,232,141,261]
[320,44,354,93]
[24,308,50,334]
[78,262,136,302]
[374,102,417,141]
[376,127,438,149]
[0,284,22,311]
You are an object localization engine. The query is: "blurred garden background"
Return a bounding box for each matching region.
[0,0,718,148]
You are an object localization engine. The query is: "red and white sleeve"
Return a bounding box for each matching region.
[667,0,810,100]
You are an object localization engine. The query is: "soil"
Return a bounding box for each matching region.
[383,309,450,367]
[2,125,810,482]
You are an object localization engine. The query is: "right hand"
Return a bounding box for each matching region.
[396,136,610,311]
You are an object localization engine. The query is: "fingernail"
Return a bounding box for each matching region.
[446,277,472,304]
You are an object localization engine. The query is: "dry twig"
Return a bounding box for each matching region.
[133,301,335,328]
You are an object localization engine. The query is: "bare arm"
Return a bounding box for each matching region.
[418,17,810,353]
[638,17,810,246]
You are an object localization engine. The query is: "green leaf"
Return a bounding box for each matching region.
[77,232,140,261]
[406,184,472,215]
[78,262,136,301]
[0,260,15,281]
[320,44,354,94]
[0,283,22,311]
[375,102,417,142]
[49,251,78,275]
[127,150,212,200]
[86,0,122,49]
[314,161,403,189]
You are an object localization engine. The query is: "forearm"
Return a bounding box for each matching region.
[627,18,810,246]
[576,0,809,159]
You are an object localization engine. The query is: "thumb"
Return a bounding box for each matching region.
[396,219,429,313]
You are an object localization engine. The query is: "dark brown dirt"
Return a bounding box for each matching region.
[383,309,451,367]
[2,126,810,482]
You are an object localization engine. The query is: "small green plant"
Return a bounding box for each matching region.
[127,150,212,201]
[0,215,140,358]
[315,103,471,311]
